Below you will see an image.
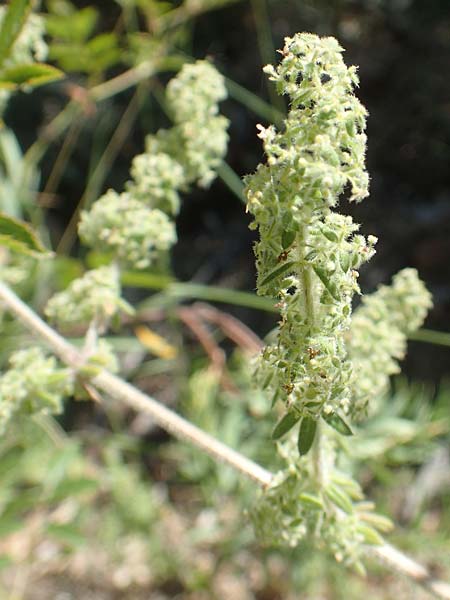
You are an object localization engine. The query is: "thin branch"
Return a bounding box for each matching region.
[0,280,449,599]
[0,281,271,488]
[366,543,450,599]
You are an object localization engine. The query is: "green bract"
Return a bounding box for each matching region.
[0,347,73,432]
[245,33,375,430]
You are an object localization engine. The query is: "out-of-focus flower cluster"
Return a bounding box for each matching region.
[144,60,229,190]
[78,190,176,269]
[45,265,130,331]
[251,431,392,571]
[79,60,228,273]
[348,268,432,419]
[0,347,73,432]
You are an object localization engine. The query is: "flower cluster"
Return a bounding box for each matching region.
[251,432,391,569]
[78,190,176,269]
[245,33,375,443]
[0,347,73,433]
[144,60,229,189]
[348,268,432,419]
[79,60,229,270]
[45,266,130,331]
[128,153,185,215]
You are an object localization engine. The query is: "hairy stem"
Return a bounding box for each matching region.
[0,280,449,600]
[312,420,326,487]
[297,225,315,334]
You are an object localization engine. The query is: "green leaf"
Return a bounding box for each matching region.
[324,483,353,514]
[46,523,86,548]
[355,523,384,545]
[0,555,12,570]
[46,7,98,43]
[281,229,296,249]
[0,0,31,67]
[0,63,64,89]
[322,412,353,436]
[322,228,339,242]
[259,260,296,288]
[272,411,300,440]
[85,33,120,71]
[0,213,49,256]
[359,512,393,533]
[49,477,98,502]
[340,253,351,273]
[312,265,340,300]
[297,417,317,456]
[299,493,324,509]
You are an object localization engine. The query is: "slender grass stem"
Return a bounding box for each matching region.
[408,328,450,348]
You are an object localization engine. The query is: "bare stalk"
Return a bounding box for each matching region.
[0,279,449,599]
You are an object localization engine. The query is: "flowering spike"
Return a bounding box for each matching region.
[245,33,375,430]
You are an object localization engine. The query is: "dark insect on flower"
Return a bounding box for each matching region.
[307,347,319,360]
[283,383,294,394]
[277,250,290,262]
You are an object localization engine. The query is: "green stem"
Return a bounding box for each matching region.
[312,420,325,487]
[250,0,285,115]
[225,78,284,126]
[216,161,245,203]
[408,328,450,348]
[297,225,315,334]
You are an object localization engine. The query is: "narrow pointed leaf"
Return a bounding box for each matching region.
[0,0,31,67]
[0,63,64,89]
[312,265,340,300]
[0,213,49,256]
[272,411,300,440]
[259,260,296,288]
[323,412,353,436]
[355,524,384,546]
[281,229,296,249]
[324,483,353,514]
[299,493,323,509]
[297,416,317,455]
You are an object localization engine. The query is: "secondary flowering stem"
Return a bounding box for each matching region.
[0,279,449,598]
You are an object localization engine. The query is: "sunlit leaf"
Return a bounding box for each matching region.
[0,63,64,89]
[0,213,49,256]
[0,0,31,67]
